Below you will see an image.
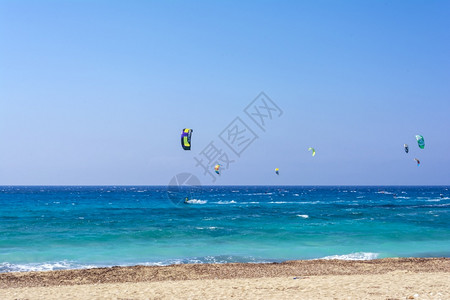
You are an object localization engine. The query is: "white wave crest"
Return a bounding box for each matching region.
[186,199,207,204]
[217,200,236,204]
[0,261,98,273]
[320,252,379,260]
[376,191,393,195]
[244,193,272,196]
[195,226,220,230]
[296,214,309,218]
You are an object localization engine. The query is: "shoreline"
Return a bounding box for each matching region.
[1,257,448,288]
[1,258,449,299]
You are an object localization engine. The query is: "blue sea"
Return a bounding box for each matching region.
[0,186,449,273]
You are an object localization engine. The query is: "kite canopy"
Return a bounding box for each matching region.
[275,168,279,175]
[181,128,193,150]
[404,144,409,153]
[308,147,316,157]
[214,164,220,174]
[414,158,420,166]
[415,135,425,149]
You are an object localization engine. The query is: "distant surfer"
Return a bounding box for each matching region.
[184,197,189,204]
[440,194,444,199]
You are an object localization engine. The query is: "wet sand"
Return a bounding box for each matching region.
[0,258,449,299]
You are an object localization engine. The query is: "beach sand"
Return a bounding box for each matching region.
[0,258,448,299]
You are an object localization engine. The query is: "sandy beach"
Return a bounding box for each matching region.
[0,258,448,299]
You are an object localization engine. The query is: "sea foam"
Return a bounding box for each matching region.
[186,199,207,204]
[320,252,379,260]
[296,214,309,218]
[0,261,99,273]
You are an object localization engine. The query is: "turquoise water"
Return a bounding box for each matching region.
[0,186,449,272]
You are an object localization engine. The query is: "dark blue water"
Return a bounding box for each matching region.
[0,186,449,272]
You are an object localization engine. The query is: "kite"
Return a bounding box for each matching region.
[181,129,193,150]
[404,144,409,153]
[415,135,425,149]
[414,158,420,166]
[214,164,220,174]
[275,168,279,175]
[308,147,316,157]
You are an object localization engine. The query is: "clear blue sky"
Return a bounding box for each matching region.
[1,1,449,185]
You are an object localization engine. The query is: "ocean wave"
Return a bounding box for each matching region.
[244,193,272,196]
[186,199,207,204]
[296,214,309,218]
[0,252,378,273]
[141,256,274,266]
[411,203,450,208]
[268,201,320,205]
[217,200,237,204]
[320,252,379,260]
[195,226,220,230]
[300,201,321,204]
[0,261,99,273]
